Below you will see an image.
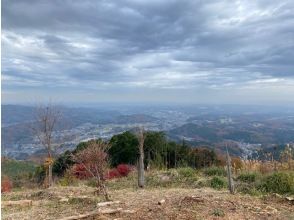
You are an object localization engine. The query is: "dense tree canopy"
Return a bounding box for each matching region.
[52,130,221,176]
[109,131,139,166]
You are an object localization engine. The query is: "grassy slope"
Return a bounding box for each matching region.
[1,158,37,179]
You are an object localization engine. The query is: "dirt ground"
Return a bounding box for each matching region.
[1,186,294,220]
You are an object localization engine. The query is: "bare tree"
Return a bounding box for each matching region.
[32,103,62,188]
[72,140,110,201]
[225,144,235,194]
[137,127,145,188]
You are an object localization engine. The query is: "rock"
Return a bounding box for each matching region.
[159,175,170,182]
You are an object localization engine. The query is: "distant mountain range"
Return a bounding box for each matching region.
[1,105,158,151]
[2,104,294,159]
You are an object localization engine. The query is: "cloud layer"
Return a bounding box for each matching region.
[2,0,294,104]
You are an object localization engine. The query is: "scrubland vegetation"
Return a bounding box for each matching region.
[2,131,294,219]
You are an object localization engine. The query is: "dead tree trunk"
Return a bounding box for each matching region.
[48,164,53,187]
[95,176,110,201]
[138,127,145,188]
[44,155,54,188]
[226,145,235,194]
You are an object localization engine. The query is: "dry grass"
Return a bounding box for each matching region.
[240,159,294,174]
[2,186,293,220]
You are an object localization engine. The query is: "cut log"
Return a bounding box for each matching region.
[158,199,166,205]
[286,196,294,204]
[58,207,127,220]
[98,207,123,214]
[57,210,101,220]
[121,209,136,214]
[2,200,32,208]
[97,200,120,207]
[59,197,69,203]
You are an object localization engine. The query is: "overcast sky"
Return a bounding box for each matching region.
[2,0,294,105]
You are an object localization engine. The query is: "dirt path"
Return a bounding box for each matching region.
[2,187,293,219]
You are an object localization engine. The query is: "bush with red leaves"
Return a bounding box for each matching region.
[106,168,121,179]
[72,163,133,180]
[117,164,132,177]
[105,164,133,179]
[1,176,12,193]
[71,164,92,179]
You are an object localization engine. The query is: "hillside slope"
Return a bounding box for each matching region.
[2,186,293,220]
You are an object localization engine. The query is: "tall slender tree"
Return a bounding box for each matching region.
[32,103,62,188]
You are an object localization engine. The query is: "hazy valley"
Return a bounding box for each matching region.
[2,104,294,160]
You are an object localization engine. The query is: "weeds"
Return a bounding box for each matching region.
[260,172,294,194]
[211,208,225,217]
[203,166,226,177]
[210,176,227,190]
[237,172,258,183]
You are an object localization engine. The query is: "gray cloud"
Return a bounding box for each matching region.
[2,0,294,104]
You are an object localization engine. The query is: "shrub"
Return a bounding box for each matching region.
[177,167,195,178]
[106,169,120,179]
[1,176,12,193]
[116,164,132,177]
[86,178,97,187]
[53,150,74,176]
[58,171,77,186]
[106,164,133,180]
[236,183,262,196]
[195,179,209,188]
[260,172,294,194]
[204,166,226,177]
[176,167,198,184]
[210,176,227,189]
[71,164,91,179]
[211,208,225,217]
[2,159,37,188]
[237,172,258,183]
[34,165,46,184]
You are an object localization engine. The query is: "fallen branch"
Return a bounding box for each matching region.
[179,196,204,207]
[2,200,32,208]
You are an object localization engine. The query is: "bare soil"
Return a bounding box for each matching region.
[2,186,293,220]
